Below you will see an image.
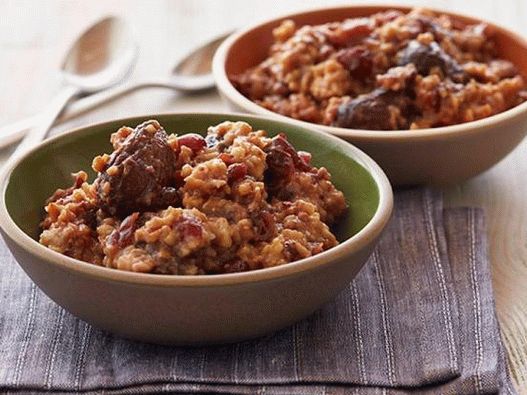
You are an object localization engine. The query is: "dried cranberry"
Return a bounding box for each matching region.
[109,212,139,248]
[336,46,373,79]
[178,133,206,152]
[176,215,202,238]
[227,163,248,184]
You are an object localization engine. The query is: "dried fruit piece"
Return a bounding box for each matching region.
[95,120,179,217]
[398,40,467,82]
[177,133,206,152]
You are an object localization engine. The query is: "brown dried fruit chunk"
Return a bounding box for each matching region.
[95,120,179,217]
[108,212,140,248]
[264,133,311,194]
[398,40,468,82]
[334,89,415,130]
[336,46,373,79]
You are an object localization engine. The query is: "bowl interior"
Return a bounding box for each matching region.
[225,6,527,81]
[5,114,379,245]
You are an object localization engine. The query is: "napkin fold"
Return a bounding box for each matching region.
[0,189,516,394]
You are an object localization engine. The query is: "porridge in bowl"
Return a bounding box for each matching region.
[39,120,347,275]
[231,8,527,130]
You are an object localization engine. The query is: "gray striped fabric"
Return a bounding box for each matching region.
[0,189,516,394]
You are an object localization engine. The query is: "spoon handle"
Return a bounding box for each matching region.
[0,116,39,149]
[58,76,214,121]
[58,81,154,121]
[0,77,216,150]
[11,85,79,160]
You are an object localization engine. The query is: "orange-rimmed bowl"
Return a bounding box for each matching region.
[213,5,527,185]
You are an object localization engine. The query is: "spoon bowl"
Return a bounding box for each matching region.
[0,30,227,149]
[61,16,137,92]
[169,31,232,92]
[9,16,137,158]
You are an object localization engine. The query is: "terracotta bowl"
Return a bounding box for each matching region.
[0,113,392,345]
[212,5,527,185]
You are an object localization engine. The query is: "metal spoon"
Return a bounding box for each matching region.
[8,16,137,158]
[0,31,230,150]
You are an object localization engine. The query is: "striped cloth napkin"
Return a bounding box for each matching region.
[0,189,516,394]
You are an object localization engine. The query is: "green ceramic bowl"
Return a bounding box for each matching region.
[0,113,392,345]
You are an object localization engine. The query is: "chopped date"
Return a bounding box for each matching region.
[109,212,140,248]
[336,46,373,79]
[334,88,415,130]
[95,120,179,217]
[398,40,468,82]
[270,134,311,171]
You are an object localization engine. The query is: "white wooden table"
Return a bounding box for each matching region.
[1,0,526,392]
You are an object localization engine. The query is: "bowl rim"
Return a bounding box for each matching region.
[212,3,527,141]
[0,112,393,287]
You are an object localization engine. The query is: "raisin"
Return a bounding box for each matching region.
[334,88,416,130]
[251,210,275,241]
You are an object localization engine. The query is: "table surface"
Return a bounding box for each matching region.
[1,0,526,391]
